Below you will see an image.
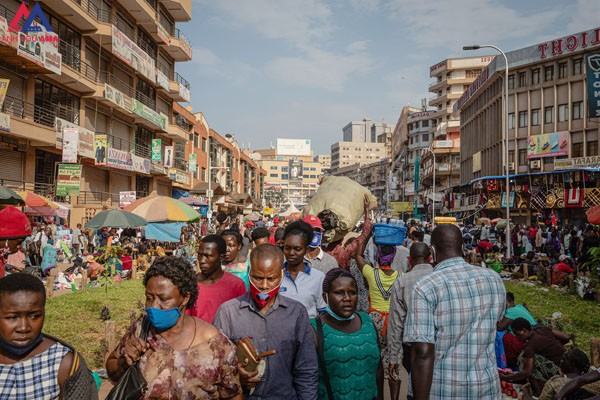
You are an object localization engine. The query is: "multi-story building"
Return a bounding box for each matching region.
[314,154,331,173]
[330,141,387,171]
[0,0,194,225]
[342,119,391,143]
[253,139,320,209]
[330,158,389,209]
[455,26,600,225]
[376,127,392,160]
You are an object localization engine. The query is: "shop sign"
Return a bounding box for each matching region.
[151,138,162,163]
[119,191,136,207]
[169,168,189,184]
[111,25,156,83]
[179,85,191,102]
[61,128,79,163]
[538,27,600,60]
[0,79,9,109]
[107,147,133,171]
[527,132,570,159]
[433,140,454,149]
[472,151,481,172]
[150,163,166,175]
[0,113,10,132]
[188,153,197,173]
[94,134,108,166]
[586,53,600,118]
[55,118,95,159]
[164,146,174,168]
[501,192,516,208]
[56,164,81,196]
[131,99,167,130]
[390,201,413,213]
[104,83,132,113]
[156,69,170,91]
[554,156,600,170]
[131,154,151,174]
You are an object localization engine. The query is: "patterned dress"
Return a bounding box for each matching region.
[0,341,70,400]
[119,319,241,399]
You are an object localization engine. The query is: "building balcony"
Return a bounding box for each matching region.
[115,0,156,25]
[421,162,460,182]
[434,120,460,139]
[169,73,191,102]
[429,93,461,107]
[164,29,192,61]
[1,95,79,145]
[167,121,190,141]
[40,0,98,32]
[160,0,192,21]
[428,79,445,92]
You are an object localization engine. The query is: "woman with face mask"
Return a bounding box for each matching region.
[106,256,243,399]
[311,268,381,400]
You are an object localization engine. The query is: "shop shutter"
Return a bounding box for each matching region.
[110,172,130,195]
[85,106,108,134]
[157,181,170,196]
[82,165,107,202]
[0,149,24,183]
[111,119,131,151]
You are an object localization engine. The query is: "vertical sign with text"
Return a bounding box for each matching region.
[587,53,600,118]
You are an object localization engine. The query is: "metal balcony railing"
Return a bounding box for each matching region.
[175,72,190,89]
[75,191,120,206]
[106,133,131,152]
[58,40,81,72]
[134,142,151,159]
[1,95,79,128]
[68,0,113,23]
[174,114,192,131]
[135,90,156,110]
[0,179,57,200]
[174,28,191,46]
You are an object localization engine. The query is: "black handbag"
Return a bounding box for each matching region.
[105,318,151,400]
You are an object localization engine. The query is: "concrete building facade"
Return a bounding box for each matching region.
[330,141,387,170]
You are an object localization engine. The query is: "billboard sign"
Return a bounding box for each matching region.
[288,159,303,182]
[554,156,600,170]
[104,83,132,112]
[55,118,95,159]
[56,164,81,196]
[111,25,156,83]
[119,191,136,207]
[94,134,107,166]
[61,128,79,163]
[586,53,600,118]
[527,132,570,159]
[276,138,311,156]
[107,147,133,171]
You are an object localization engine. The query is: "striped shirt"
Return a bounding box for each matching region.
[403,257,506,399]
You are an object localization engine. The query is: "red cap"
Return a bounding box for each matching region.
[0,206,32,239]
[303,215,323,230]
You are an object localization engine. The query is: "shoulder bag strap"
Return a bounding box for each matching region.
[316,316,335,400]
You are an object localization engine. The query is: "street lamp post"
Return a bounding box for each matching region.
[463,44,511,259]
[423,148,436,229]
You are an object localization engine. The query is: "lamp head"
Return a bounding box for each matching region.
[463,45,480,51]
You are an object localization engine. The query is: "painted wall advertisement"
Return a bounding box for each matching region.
[131,99,167,130]
[188,153,197,173]
[61,128,79,163]
[94,134,108,166]
[390,201,413,213]
[56,164,82,196]
[586,53,600,118]
[132,154,151,174]
[55,118,95,159]
[119,191,136,207]
[164,146,174,168]
[111,25,155,83]
[151,139,162,163]
[288,159,303,182]
[277,138,311,156]
[104,83,132,112]
[527,132,570,159]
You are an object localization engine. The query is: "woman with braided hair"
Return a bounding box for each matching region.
[311,268,382,400]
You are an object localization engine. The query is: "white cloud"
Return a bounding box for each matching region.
[347,0,381,12]
[191,46,221,65]
[266,45,373,91]
[386,0,561,48]
[566,0,599,33]
[385,64,429,107]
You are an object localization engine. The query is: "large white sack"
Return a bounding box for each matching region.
[303,176,377,234]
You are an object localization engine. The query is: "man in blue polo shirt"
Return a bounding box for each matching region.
[280,220,326,319]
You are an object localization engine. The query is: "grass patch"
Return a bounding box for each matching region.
[45,280,145,370]
[505,281,600,353]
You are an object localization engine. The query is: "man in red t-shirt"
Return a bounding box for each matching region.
[187,235,246,323]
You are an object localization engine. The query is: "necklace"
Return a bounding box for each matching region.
[187,318,197,350]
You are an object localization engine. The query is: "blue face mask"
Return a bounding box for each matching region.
[309,231,323,248]
[145,307,181,331]
[324,306,356,321]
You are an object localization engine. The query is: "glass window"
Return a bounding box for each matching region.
[589,141,598,156]
[572,101,582,120]
[422,133,429,142]
[531,68,540,84]
[270,166,277,170]
[558,62,567,79]
[202,138,207,152]
[269,174,278,178]
[518,72,527,87]
[531,109,540,126]
[544,65,554,81]
[281,174,289,179]
[573,59,583,75]
[508,113,515,129]
[508,74,515,89]
[544,106,554,124]
[558,104,568,122]
[518,111,528,128]
[518,149,527,166]
[422,120,429,127]
[572,142,583,157]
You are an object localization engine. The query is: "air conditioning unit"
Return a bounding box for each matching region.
[530,160,541,169]
[508,162,515,171]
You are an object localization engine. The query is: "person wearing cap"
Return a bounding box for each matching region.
[0,207,32,278]
[303,215,339,274]
[551,255,574,286]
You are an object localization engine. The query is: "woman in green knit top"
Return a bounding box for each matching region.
[311,268,382,400]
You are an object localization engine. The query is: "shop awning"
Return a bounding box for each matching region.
[469,168,600,185]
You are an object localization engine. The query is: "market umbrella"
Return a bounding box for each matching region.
[179,196,206,206]
[246,212,261,222]
[85,209,147,229]
[0,186,24,205]
[18,191,59,208]
[124,193,200,222]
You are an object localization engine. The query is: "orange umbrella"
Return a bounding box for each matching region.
[18,191,59,208]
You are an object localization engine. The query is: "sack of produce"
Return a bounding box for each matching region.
[304,176,377,242]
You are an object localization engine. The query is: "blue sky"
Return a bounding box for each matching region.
[176,0,597,154]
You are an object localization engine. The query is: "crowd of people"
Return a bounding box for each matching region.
[0,201,599,399]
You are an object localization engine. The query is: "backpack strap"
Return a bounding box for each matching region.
[315,315,335,400]
[374,268,393,301]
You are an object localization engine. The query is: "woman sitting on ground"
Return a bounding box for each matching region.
[0,273,97,399]
[311,268,381,400]
[106,256,242,399]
